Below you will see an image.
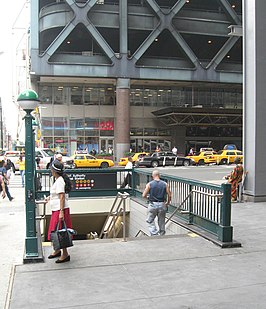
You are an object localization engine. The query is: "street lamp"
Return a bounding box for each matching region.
[17,89,41,261]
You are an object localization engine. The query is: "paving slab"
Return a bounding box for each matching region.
[2,174,266,309]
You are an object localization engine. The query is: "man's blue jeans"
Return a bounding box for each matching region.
[20,170,25,187]
[146,202,167,236]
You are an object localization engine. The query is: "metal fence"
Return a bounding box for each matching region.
[35,168,234,245]
[133,169,233,244]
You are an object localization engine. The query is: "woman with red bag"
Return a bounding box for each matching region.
[45,160,72,263]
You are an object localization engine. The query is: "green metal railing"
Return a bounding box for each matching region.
[35,168,235,244]
[133,169,234,244]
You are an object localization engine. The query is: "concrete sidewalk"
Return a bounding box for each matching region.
[2,176,266,308]
[0,174,25,309]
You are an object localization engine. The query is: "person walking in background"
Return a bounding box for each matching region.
[55,153,63,163]
[142,170,171,236]
[0,160,14,202]
[188,147,194,156]
[45,161,72,263]
[16,155,25,187]
[6,159,13,181]
[224,157,244,202]
[120,156,133,188]
[155,145,161,152]
[90,148,97,156]
[172,146,178,155]
[0,174,6,199]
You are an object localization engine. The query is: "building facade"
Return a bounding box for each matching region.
[30,0,242,159]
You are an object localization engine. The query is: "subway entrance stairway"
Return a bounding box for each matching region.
[2,174,266,308]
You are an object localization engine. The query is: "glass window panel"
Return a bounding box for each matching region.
[85,137,99,153]
[39,86,52,104]
[99,87,105,104]
[158,129,171,136]
[84,87,93,105]
[54,137,68,155]
[89,88,100,105]
[85,118,98,129]
[54,117,68,136]
[85,130,99,136]
[99,118,114,136]
[54,86,64,105]
[171,88,183,107]
[184,88,191,106]
[211,89,223,107]
[130,128,143,136]
[84,118,99,136]
[42,137,54,149]
[41,118,53,136]
[98,119,114,131]
[101,86,115,105]
[77,137,86,151]
[70,118,84,129]
[144,128,157,136]
[100,130,114,137]
[70,86,83,105]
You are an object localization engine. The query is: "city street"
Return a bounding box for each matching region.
[139,164,235,185]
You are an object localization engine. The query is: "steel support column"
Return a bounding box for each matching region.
[115,78,130,161]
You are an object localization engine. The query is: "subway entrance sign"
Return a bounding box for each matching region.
[66,171,117,197]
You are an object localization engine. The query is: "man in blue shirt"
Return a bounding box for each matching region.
[142,170,171,236]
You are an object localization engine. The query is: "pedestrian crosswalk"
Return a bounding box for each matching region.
[8,173,24,189]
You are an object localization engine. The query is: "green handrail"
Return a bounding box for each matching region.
[35,167,235,244]
[132,169,234,244]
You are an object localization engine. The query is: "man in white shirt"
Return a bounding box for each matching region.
[120,157,133,188]
[172,146,178,155]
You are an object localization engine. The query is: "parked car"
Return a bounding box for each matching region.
[1,151,21,171]
[72,154,114,168]
[186,151,217,165]
[137,152,194,168]
[35,148,74,169]
[118,152,149,166]
[216,150,243,165]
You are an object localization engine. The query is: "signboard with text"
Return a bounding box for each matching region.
[67,172,117,191]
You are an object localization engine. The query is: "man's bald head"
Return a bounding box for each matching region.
[152,170,160,179]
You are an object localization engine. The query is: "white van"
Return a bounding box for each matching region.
[35,148,74,169]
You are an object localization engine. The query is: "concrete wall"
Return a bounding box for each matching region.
[40,197,189,240]
[41,196,129,215]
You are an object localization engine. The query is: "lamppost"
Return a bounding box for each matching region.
[17,89,40,261]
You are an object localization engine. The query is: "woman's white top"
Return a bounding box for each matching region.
[50,176,69,211]
[125,161,133,174]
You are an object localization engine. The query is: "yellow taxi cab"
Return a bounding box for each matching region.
[118,152,149,166]
[216,150,243,165]
[186,151,217,165]
[72,154,114,168]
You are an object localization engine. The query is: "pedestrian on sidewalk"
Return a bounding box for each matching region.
[45,160,72,263]
[224,157,243,202]
[120,157,133,188]
[0,160,14,202]
[0,174,6,199]
[6,159,14,180]
[142,170,171,236]
[16,155,25,187]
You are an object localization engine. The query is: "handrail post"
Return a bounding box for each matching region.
[188,184,193,224]
[131,167,135,195]
[218,183,233,242]
[122,197,126,242]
